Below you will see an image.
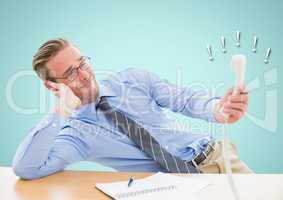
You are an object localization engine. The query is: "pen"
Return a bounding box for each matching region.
[128,177,134,187]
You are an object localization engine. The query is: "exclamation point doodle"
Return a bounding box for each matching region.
[252,36,258,53]
[236,30,241,47]
[264,48,271,64]
[220,36,227,53]
[206,45,214,61]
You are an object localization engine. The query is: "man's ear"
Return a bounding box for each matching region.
[44,80,53,90]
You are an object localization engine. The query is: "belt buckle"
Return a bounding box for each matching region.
[192,150,202,166]
[197,142,214,164]
[190,157,203,174]
[207,142,216,157]
[202,151,208,159]
[207,141,215,151]
[191,159,198,168]
[187,141,215,168]
[185,155,199,167]
[202,142,214,159]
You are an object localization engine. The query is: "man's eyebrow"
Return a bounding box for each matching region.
[78,56,84,61]
[62,56,83,77]
[62,66,73,77]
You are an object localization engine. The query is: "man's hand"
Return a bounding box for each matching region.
[45,81,82,117]
[213,86,248,124]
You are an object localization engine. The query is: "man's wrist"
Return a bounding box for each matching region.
[213,103,225,123]
[53,100,82,118]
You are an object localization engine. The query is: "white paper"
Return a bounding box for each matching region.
[96,172,210,200]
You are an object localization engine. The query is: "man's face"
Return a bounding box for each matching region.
[46,45,98,104]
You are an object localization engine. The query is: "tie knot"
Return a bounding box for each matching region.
[96,96,112,112]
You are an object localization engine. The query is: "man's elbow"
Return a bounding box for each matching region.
[12,163,42,180]
[12,160,66,180]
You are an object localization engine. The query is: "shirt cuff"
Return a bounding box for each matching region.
[205,97,221,123]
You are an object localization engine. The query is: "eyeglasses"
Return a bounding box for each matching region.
[49,56,92,83]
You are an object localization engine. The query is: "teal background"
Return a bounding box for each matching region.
[0,0,282,173]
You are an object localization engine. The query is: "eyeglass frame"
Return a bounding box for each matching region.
[48,56,92,83]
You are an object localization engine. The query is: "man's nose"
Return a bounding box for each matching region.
[77,68,89,80]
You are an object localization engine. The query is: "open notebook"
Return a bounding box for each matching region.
[96,172,210,200]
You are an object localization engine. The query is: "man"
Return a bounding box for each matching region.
[13,38,251,180]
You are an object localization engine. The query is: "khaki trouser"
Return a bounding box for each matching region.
[198,140,253,174]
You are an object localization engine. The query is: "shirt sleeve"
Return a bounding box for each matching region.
[12,113,93,180]
[125,68,220,123]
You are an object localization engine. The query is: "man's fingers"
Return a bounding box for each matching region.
[228,94,248,104]
[222,108,243,117]
[51,90,60,97]
[223,87,234,100]
[223,102,247,112]
[223,86,247,99]
[45,81,69,97]
[46,80,62,90]
[235,85,248,94]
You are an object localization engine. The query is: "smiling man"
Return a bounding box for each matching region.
[12,38,251,180]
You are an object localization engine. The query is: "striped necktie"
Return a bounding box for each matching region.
[97,97,200,173]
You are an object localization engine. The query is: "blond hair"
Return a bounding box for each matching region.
[32,38,69,81]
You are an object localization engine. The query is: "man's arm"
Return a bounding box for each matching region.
[13,77,92,180]
[130,68,247,124]
[12,112,93,180]
[127,69,220,122]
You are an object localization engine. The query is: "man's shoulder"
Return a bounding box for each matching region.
[118,67,150,77]
[105,68,152,84]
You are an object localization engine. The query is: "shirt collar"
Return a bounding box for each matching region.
[70,80,116,119]
[94,80,117,106]
[97,80,116,98]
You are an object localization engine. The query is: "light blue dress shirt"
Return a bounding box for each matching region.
[12,68,220,179]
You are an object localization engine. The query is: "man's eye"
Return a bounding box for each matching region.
[68,68,77,77]
[80,62,89,70]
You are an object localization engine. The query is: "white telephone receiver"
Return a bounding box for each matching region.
[220,55,246,119]
[231,55,246,95]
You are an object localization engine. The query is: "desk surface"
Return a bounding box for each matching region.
[1,167,282,200]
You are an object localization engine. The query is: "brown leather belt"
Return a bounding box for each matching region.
[186,140,215,167]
